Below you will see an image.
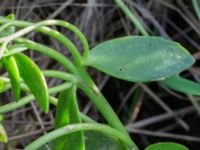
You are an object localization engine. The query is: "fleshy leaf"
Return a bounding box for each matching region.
[54,86,85,150]
[0,124,8,143]
[87,36,194,82]
[3,56,20,101]
[145,142,189,150]
[159,76,200,96]
[14,53,49,112]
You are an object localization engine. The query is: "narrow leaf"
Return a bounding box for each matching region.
[87,36,194,82]
[3,56,20,101]
[159,76,200,96]
[145,142,189,150]
[14,53,49,112]
[0,77,4,92]
[0,124,8,143]
[54,86,85,150]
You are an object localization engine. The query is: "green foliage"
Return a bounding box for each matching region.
[0,124,8,143]
[14,53,49,112]
[87,36,194,82]
[54,86,85,150]
[0,77,4,92]
[0,15,197,150]
[85,131,126,150]
[159,76,200,96]
[3,55,20,101]
[145,142,189,150]
[0,14,15,38]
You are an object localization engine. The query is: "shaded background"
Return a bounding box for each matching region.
[0,0,200,149]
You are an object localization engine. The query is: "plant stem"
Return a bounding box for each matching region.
[76,68,139,150]
[114,0,149,36]
[0,17,138,149]
[0,82,72,113]
[24,123,134,150]
[3,45,28,57]
[15,38,76,73]
[14,38,131,137]
[0,18,89,65]
[192,0,200,21]
[42,70,76,83]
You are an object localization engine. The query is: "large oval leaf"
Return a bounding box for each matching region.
[54,86,85,150]
[87,36,194,82]
[159,76,200,96]
[14,53,49,112]
[145,142,189,150]
[3,56,20,101]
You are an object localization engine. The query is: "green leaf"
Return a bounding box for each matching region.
[87,36,194,82]
[0,124,8,143]
[54,86,85,150]
[0,114,3,122]
[14,53,49,112]
[145,142,189,150]
[159,76,200,96]
[0,77,4,92]
[3,56,20,101]
[85,131,126,150]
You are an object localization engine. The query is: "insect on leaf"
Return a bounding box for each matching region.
[87,36,194,82]
[54,85,85,150]
[159,76,200,96]
[14,53,49,112]
[145,142,189,150]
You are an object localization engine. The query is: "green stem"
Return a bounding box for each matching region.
[0,71,96,123]
[76,68,139,150]
[114,0,149,36]
[3,44,28,57]
[0,17,137,149]
[0,20,82,65]
[42,70,76,83]
[192,0,200,21]
[187,94,200,115]
[0,82,72,113]
[14,38,76,73]
[24,123,134,150]
[0,22,13,32]
[0,18,89,65]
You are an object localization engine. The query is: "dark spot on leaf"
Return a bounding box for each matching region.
[119,68,122,72]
